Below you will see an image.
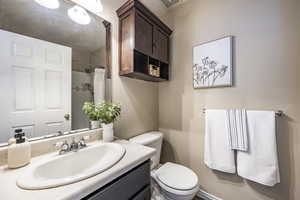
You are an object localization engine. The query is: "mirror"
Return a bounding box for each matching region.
[0,0,112,145]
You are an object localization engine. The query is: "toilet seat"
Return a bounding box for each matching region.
[152,162,199,196]
[156,178,199,197]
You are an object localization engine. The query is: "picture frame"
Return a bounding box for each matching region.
[193,36,233,89]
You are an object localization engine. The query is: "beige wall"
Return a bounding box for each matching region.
[90,47,107,68]
[71,0,300,199]
[159,0,300,200]
[72,48,91,72]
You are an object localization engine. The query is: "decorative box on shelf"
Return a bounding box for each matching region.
[149,64,160,78]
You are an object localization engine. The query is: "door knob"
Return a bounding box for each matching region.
[64,114,70,120]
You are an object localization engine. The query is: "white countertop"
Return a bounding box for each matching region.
[0,140,156,200]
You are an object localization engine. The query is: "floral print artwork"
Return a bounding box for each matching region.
[193,36,232,88]
[193,57,228,86]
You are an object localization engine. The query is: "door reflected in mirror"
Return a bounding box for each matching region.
[0,0,112,145]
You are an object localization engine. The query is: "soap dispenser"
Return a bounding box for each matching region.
[7,129,31,169]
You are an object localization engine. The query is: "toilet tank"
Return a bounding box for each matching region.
[129,132,163,169]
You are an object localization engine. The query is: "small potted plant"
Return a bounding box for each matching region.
[98,101,121,142]
[82,102,101,129]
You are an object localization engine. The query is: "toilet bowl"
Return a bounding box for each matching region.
[130,132,199,200]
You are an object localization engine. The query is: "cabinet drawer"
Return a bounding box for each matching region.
[132,186,151,200]
[83,160,150,200]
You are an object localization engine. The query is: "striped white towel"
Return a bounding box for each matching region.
[226,109,248,152]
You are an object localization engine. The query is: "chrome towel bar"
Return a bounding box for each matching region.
[202,109,283,117]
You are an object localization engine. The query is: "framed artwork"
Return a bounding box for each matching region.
[193,36,233,88]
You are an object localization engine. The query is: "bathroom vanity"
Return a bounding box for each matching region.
[0,140,155,200]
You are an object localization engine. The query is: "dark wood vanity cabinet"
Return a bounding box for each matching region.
[82,160,151,200]
[117,0,172,82]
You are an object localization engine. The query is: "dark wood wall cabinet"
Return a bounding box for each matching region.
[117,0,173,82]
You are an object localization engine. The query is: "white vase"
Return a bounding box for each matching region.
[102,123,114,142]
[90,120,100,129]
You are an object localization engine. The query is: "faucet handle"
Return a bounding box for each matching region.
[78,135,90,148]
[78,137,86,149]
[53,141,63,150]
[55,140,70,155]
[61,140,70,151]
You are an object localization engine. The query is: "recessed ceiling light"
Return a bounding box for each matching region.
[68,5,91,25]
[34,0,60,9]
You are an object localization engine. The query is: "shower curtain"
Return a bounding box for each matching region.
[93,68,106,104]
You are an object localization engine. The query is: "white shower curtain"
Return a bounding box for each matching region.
[93,68,105,104]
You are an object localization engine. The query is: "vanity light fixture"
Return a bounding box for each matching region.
[68,5,91,25]
[34,0,60,9]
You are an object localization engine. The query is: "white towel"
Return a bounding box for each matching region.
[93,68,105,103]
[237,111,280,186]
[204,110,236,173]
[226,109,248,151]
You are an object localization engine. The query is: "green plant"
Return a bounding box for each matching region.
[98,101,121,124]
[82,102,101,121]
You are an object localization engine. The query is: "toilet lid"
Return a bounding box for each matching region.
[129,132,163,145]
[155,162,198,191]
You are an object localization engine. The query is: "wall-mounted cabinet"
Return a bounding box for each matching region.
[117,0,172,82]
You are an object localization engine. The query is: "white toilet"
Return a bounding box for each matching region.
[130,132,199,200]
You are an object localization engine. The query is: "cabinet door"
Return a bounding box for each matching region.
[83,161,151,200]
[119,12,135,75]
[132,186,151,200]
[154,28,169,63]
[135,12,154,56]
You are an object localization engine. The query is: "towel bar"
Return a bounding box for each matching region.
[202,109,283,117]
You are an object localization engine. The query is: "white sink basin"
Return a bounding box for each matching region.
[17,142,126,190]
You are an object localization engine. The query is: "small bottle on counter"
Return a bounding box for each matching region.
[7,129,31,169]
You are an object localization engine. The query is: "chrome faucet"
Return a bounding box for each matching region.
[70,137,79,152]
[55,136,89,155]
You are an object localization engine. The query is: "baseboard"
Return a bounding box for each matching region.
[197,189,223,200]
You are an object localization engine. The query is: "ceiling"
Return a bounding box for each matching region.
[160,0,190,8]
[161,0,180,8]
[0,0,106,52]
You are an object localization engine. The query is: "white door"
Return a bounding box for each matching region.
[0,29,71,142]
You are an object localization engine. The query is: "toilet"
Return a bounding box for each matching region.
[130,132,199,200]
